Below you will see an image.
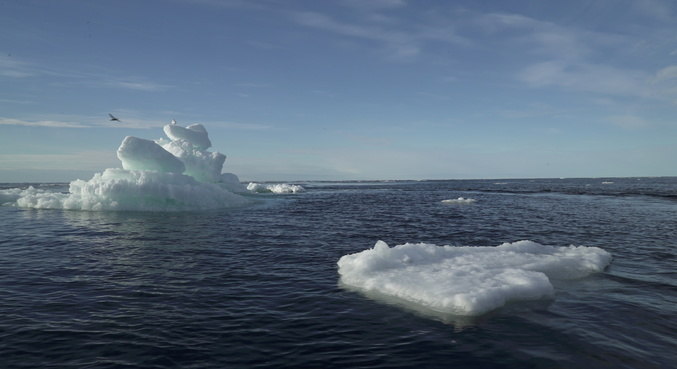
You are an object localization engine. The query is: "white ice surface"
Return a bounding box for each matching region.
[11,168,249,211]
[441,197,476,204]
[337,240,612,316]
[159,139,225,183]
[163,123,211,150]
[220,172,247,193]
[117,136,185,173]
[3,122,250,211]
[246,182,305,194]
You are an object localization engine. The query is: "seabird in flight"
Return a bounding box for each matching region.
[109,113,120,122]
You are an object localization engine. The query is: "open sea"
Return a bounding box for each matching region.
[0,177,675,369]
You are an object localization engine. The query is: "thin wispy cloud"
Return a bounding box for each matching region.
[292,11,420,59]
[0,55,39,78]
[632,0,674,21]
[341,0,407,10]
[290,6,466,61]
[0,151,118,171]
[1,111,272,131]
[518,61,651,97]
[104,80,172,92]
[477,12,677,102]
[654,65,677,82]
[211,120,272,130]
[0,54,171,92]
[0,114,165,129]
[0,98,34,104]
[0,117,89,128]
[607,115,653,129]
[232,82,272,88]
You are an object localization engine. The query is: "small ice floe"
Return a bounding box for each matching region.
[441,197,476,204]
[246,182,305,194]
[338,240,612,317]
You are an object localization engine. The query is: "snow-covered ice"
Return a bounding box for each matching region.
[117,136,186,173]
[13,169,248,211]
[247,182,305,194]
[2,122,250,211]
[337,240,612,316]
[163,123,212,150]
[441,197,476,204]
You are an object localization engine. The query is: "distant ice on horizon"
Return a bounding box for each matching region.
[338,240,612,317]
[441,197,476,204]
[247,182,305,194]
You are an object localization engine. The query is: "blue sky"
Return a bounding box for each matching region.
[1,0,676,182]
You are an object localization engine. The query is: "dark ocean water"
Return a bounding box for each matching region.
[0,177,675,369]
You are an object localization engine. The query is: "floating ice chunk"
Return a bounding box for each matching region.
[441,197,476,204]
[12,168,249,211]
[337,240,612,316]
[0,187,26,205]
[117,136,185,174]
[160,139,225,182]
[247,182,305,194]
[220,173,246,193]
[2,121,251,212]
[163,123,212,149]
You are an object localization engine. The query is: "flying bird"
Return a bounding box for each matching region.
[109,113,120,122]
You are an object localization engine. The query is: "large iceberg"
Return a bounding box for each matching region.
[117,136,186,173]
[163,123,212,150]
[3,121,250,211]
[338,240,612,317]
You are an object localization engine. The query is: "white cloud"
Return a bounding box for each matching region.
[0,113,271,131]
[105,80,172,91]
[292,11,419,58]
[478,13,599,61]
[341,0,407,10]
[0,55,38,78]
[213,120,271,130]
[607,115,652,129]
[0,151,118,171]
[290,9,465,61]
[0,117,88,128]
[0,54,170,92]
[0,114,169,129]
[632,0,674,21]
[655,65,677,82]
[477,13,677,101]
[518,61,651,97]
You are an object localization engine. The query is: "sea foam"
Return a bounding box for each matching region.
[337,240,611,316]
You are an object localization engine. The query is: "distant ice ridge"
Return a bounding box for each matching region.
[247,182,305,194]
[337,240,612,316]
[441,197,476,204]
[3,121,249,211]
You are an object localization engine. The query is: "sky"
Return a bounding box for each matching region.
[1,0,676,182]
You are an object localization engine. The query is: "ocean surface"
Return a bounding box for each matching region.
[1,177,675,368]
